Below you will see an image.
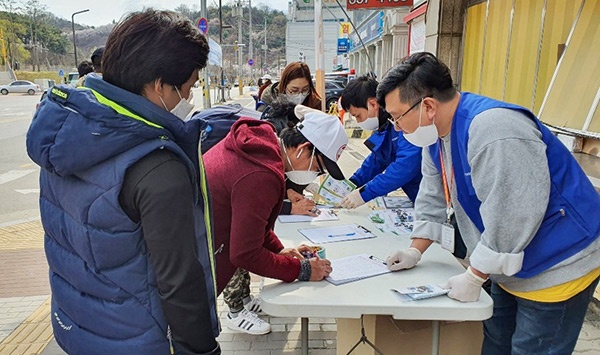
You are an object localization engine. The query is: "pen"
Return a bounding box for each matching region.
[327,232,356,238]
[369,255,387,265]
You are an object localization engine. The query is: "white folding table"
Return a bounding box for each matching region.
[261,206,493,355]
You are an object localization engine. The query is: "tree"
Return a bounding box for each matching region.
[22,0,47,71]
[0,0,19,67]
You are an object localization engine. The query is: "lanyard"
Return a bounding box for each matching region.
[438,142,454,223]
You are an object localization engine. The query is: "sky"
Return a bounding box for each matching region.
[38,0,290,27]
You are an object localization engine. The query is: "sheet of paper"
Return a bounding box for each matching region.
[382,196,414,209]
[316,174,356,206]
[369,208,415,235]
[391,284,449,301]
[297,224,375,244]
[277,209,339,223]
[326,253,391,285]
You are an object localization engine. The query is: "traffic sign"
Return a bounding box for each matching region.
[198,17,208,35]
[248,58,254,66]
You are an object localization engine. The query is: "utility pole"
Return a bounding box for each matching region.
[263,17,267,74]
[234,2,244,95]
[314,0,325,111]
[218,0,225,102]
[71,9,89,68]
[248,0,253,84]
[200,0,211,108]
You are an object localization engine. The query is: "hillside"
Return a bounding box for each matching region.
[1,3,286,77]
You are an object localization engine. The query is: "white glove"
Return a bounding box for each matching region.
[305,182,320,195]
[386,247,422,271]
[443,267,487,302]
[340,189,365,209]
[294,105,323,119]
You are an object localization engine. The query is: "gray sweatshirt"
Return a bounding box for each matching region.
[411,107,600,292]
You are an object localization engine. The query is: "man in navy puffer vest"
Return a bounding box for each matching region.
[26,9,220,355]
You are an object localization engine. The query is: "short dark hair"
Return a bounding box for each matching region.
[91,47,104,72]
[280,126,310,151]
[77,60,94,77]
[102,9,209,94]
[261,96,300,134]
[376,52,456,109]
[340,76,378,110]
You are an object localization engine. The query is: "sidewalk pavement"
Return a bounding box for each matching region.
[1,91,599,354]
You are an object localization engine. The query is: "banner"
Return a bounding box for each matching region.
[347,0,413,11]
[208,38,222,67]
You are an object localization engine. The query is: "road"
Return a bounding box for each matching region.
[0,86,255,226]
[0,93,42,226]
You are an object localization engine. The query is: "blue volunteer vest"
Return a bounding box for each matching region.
[429,93,600,278]
[28,80,219,354]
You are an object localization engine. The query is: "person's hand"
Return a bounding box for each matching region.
[443,267,487,302]
[294,105,323,119]
[287,188,304,203]
[297,244,313,255]
[309,258,332,281]
[279,248,304,260]
[291,198,318,216]
[340,190,365,209]
[386,247,422,271]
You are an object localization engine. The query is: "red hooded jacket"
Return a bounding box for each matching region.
[204,118,302,293]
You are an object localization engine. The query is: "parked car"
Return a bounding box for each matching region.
[323,80,345,111]
[67,72,79,86]
[0,80,41,95]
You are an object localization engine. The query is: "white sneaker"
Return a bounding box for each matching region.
[226,309,271,335]
[244,295,264,315]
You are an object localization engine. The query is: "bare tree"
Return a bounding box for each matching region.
[21,0,47,71]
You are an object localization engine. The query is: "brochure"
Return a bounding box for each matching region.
[315,174,356,206]
[391,284,449,301]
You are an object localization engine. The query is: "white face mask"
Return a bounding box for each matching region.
[403,100,439,147]
[160,86,195,120]
[286,92,309,105]
[357,116,379,131]
[283,146,319,185]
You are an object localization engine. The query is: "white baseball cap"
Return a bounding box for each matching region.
[261,74,272,80]
[296,110,348,180]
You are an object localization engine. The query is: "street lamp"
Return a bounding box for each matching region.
[71,9,90,68]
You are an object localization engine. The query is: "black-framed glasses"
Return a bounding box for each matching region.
[387,97,427,127]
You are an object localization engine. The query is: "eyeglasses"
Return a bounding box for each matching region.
[387,97,427,127]
[287,88,310,95]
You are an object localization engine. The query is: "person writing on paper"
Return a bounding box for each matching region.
[203,107,347,334]
[377,52,600,354]
[338,76,422,209]
[261,97,321,217]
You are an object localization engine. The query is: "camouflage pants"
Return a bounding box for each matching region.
[222,268,250,312]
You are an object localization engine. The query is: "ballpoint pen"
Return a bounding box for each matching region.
[327,232,356,238]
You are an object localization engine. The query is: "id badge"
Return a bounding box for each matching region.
[441,222,455,253]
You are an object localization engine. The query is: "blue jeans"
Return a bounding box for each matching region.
[482,277,599,355]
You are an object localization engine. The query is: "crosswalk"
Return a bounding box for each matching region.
[0,169,36,185]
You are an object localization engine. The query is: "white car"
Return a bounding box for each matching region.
[0,80,41,95]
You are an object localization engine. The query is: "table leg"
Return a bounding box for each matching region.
[431,320,440,355]
[301,317,309,355]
